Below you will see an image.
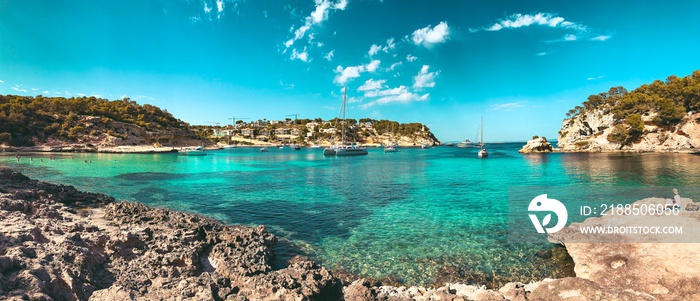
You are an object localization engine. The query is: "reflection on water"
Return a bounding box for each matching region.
[561,153,700,186]
[2,145,699,287]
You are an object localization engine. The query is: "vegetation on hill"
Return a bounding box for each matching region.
[0,95,189,146]
[564,70,700,145]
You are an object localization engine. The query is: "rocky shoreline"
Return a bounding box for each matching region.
[1,168,699,300]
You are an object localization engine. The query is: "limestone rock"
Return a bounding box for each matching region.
[519,137,553,153]
[558,109,700,152]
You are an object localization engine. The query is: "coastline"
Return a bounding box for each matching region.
[0,143,434,154]
[1,168,698,300]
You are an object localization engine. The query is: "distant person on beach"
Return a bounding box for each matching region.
[667,188,682,210]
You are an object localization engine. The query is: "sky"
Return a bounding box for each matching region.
[1,0,699,142]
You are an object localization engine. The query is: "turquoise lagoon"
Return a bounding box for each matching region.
[3,144,700,286]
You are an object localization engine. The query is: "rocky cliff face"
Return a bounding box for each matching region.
[557,109,700,152]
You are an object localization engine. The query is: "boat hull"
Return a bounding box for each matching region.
[478,150,488,158]
[324,146,368,156]
[180,150,206,156]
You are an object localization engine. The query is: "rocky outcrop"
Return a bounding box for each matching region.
[546,197,700,301]
[557,108,700,152]
[2,169,699,300]
[518,137,554,153]
[0,168,340,301]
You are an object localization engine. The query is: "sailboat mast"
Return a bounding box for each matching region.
[342,87,347,144]
[480,116,484,149]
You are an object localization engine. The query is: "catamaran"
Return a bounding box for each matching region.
[324,87,368,156]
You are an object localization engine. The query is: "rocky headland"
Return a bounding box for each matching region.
[1,168,699,300]
[556,71,700,152]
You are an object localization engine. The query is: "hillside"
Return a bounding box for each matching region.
[0,95,200,150]
[557,70,700,152]
[196,118,441,147]
[0,94,441,151]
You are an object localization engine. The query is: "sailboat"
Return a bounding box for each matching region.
[323,87,368,156]
[384,124,398,153]
[477,116,488,158]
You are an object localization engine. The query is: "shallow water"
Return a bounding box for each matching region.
[3,144,700,286]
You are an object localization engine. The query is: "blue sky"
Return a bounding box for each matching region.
[1,1,699,142]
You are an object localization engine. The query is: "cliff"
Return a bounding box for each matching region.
[3,169,699,300]
[557,71,700,152]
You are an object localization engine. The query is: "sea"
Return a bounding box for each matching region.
[3,143,700,287]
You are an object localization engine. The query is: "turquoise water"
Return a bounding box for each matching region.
[3,144,700,286]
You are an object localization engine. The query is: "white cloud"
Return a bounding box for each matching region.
[31,88,38,91]
[411,21,450,47]
[134,95,156,101]
[78,93,87,97]
[413,65,438,89]
[310,1,330,23]
[0,80,4,83]
[358,79,386,91]
[334,65,364,85]
[43,90,50,94]
[216,0,224,13]
[333,60,381,85]
[364,85,408,98]
[590,35,611,41]
[291,48,310,62]
[490,101,527,111]
[385,38,395,51]
[285,0,348,49]
[11,85,28,93]
[280,80,296,89]
[369,44,382,56]
[563,34,577,41]
[484,13,585,32]
[387,61,402,71]
[347,96,362,103]
[535,52,548,56]
[334,0,348,10]
[366,60,381,72]
[587,75,605,81]
[406,54,417,62]
[360,89,429,109]
[324,50,335,61]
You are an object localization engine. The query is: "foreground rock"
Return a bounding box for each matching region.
[518,137,554,153]
[0,168,340,300]
[2,168,699,300]
[547,197,700,301]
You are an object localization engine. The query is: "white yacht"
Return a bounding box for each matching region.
[324,87,368,156]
